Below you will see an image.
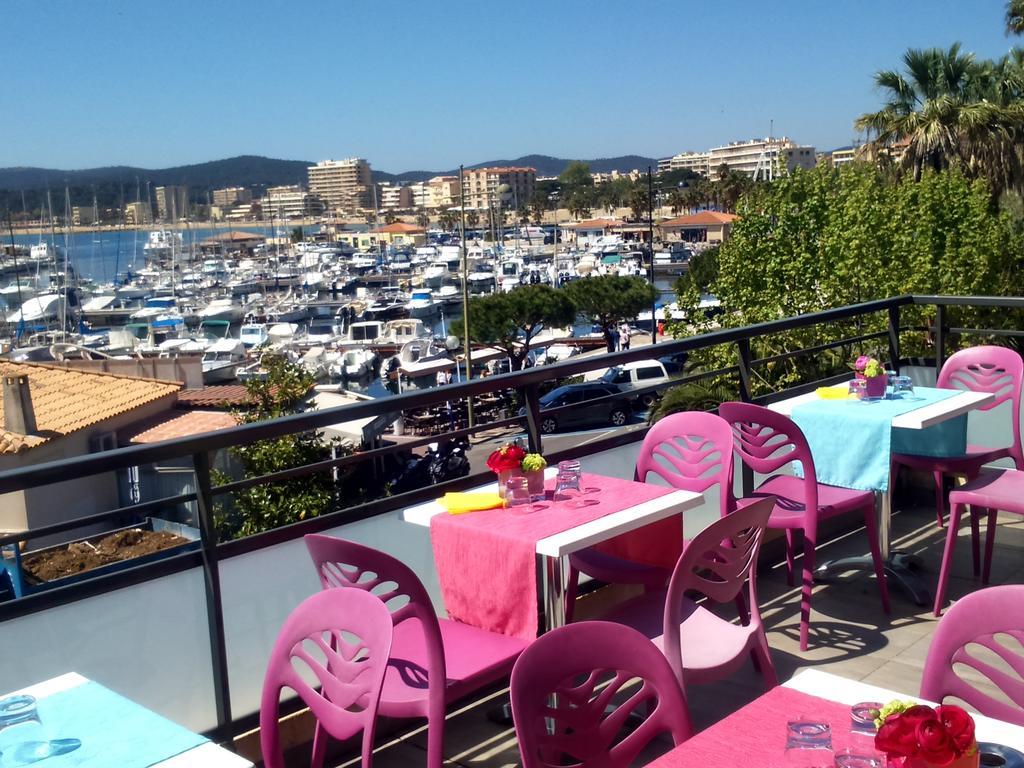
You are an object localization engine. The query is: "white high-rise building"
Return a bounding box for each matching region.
[307,158,373,214]
[708,137,816,180]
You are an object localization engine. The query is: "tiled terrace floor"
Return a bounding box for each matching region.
[334,498,1024,768]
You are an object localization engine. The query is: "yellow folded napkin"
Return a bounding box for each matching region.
[439,492,506,514]
[816,385,852,400]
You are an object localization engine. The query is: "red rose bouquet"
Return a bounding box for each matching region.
[875,701,978,768]
[486,442,527,474]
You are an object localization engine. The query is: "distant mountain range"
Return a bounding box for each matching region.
[0,153,660,193]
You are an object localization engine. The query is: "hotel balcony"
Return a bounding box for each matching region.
[1,294,1022,766]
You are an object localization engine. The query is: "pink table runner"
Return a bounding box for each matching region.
[429,473,676,640]
[647,685,873,766]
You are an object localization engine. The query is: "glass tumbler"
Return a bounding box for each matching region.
[505,476,534,514]
[893,375,914,397]
[553,460,582,504]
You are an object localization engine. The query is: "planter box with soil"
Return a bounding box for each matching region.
[1,519,201,599]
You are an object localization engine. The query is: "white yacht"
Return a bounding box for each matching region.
[6,293,63,324]
[406,288,440,319]
[196,297,245,324]
[240,323,270,348]
[499,258,525,292]
[202,338,247,384]
[330,348,378,379]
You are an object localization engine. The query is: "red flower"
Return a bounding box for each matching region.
[916,717,956,766]
[876,714,921,758]
[875,706,935,758]
[486,443,527,473]
[935,705,976,753]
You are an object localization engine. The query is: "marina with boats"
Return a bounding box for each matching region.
[0,223,700,394]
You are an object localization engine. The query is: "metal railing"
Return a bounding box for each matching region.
[1,292,1023,743]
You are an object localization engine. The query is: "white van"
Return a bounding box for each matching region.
[598,360,671,407]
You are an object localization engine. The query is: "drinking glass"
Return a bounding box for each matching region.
[848,379,866,400]
[505,476,534,514]
[785,717,832,767]
[893,375,914,397]
[833,750,883,768]
[0,695,47,766]
[553,460,582,504]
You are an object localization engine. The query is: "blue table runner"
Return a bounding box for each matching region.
[790,386,967,492]
[23,680,208,767]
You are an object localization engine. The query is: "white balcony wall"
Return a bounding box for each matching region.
[219,508,440,722]
[0,567,216,732]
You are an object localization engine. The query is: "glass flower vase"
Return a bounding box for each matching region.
[497,469,521,499]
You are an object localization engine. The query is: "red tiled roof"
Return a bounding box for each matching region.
[0,362,181,454]
[659,211,739,227]
[177,385,254,408]
[125,409,239,444]
[372,222,424,234]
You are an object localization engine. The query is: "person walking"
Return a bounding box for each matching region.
[619,323,631,351]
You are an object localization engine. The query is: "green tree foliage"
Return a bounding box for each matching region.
[559,161,594,191]
[416,212,430,228]
[674,163,1024,393]
[452,285,576,371]
[214,356,343,540]
[675,245,719,294]
[384,210,398,225]
[564,275,659,352]
[465,210,481,230]
[1009,0,1024,34]
[628,187,651,221]
[855,44,1024,196]
[438,209,457,231]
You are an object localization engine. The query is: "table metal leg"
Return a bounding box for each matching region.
[813,490,931,607]
[487,553,570,725]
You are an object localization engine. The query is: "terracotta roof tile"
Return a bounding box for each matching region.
[177,385,254,408]
[0,362,181,454]
[659,211,740,227]
[125,410,239,444]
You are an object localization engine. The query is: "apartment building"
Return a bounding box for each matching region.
[71,205,98,226]
[660,152,712,177]
[427,175,461,209]
[708,138,816,180]
[830,146,858,167]
[124,201,153,226]
[211,187,252,208]
[263,185,325,219]
[307,158,373,214]
[154,186,189,221]
[461,166,536,210]
[378,183,413,211]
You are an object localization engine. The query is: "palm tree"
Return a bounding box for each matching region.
[1008,0,1024,34]
[855,44,1024,193]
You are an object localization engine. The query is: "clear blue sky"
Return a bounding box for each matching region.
[3,0,1018,172]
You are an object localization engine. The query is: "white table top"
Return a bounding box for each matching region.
[786,669,1024,748]
[5,673,252,768]
[768,383,994,430]
[402,467,705,558]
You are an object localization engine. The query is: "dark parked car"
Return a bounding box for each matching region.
[657,351,689,374]
[519,382,630,434]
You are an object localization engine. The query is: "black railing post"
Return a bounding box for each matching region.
[935,304,946,379]
[192,451,234,747]
[888,304,901,374]
[522,383,544,454]
[736,338,753,402]
[736,339,755,496]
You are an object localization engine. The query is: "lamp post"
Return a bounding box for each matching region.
[648,167,657,344]
[459,165,474,427]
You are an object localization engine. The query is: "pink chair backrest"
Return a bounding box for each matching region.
[511,621,692,768]
[938,346,1024,464]
[635,411,735,517]
[305,534,446,698]
[920,584,1024,727]
[260,588,392,768]
[718,401,820,521]
[662,496,773,683]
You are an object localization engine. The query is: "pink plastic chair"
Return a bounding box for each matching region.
[892,346,1024,527]
[565,411,736,622]
[597,496,778,702]
[718,401,890,651]
[933,468,1024,615]
[921,584,1024,727]
[510,621,692,768]
[260,588,392,768]
[305,535,528,768]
